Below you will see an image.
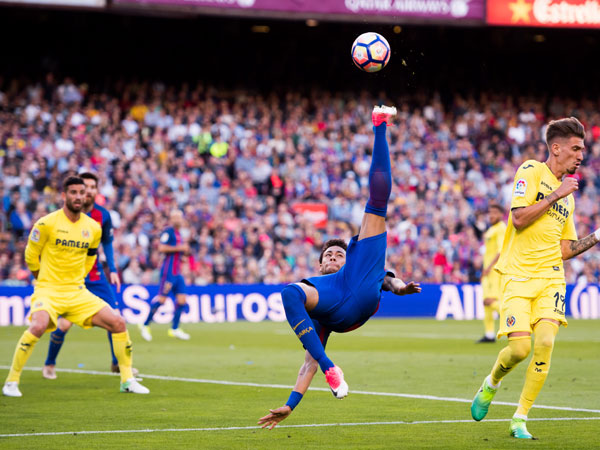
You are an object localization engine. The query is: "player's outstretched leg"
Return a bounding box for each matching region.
[470,375,499,421]
[365,105,396,218]
[113,331,149,394]
[508,321,558,439]
[3,312,48,397]
[471,336,530,421]
[93,307,149,394]
[3,329,39,397]
[281,284,348,399]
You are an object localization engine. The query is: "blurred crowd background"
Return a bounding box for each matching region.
[3,75,600,286]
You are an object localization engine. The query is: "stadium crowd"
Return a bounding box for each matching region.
[2,75,600,287]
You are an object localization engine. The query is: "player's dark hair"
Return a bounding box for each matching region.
[319,238,348,264]
[545,117,585,146]
[62,176,85,192]
[80,172,99,186]
[488,203,504,214]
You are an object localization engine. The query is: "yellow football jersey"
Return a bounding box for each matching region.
[483,221,506,269]
[25,209,102,289]
[495,160,577,279]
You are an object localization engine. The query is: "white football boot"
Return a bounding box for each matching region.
[3,382,22,397]
[168,328,190,340]
[120,378,150,394]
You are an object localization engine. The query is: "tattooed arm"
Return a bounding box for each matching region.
[561,233,600,260]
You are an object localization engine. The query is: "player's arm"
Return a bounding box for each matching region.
[101,212,121,292]
[24,220,49,279]
[159,243,189,253]
[557,194,597,260]
[512,177,579,230]
[381,273,421,296]
[560,205,598,260]
[258,351,318,430]
[561,234,600,260]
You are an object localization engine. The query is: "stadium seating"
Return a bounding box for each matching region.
[2,78,600,286]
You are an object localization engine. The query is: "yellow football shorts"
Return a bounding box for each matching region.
[28,286,107,333]
[497,276,567,339]
[482,270,502,301]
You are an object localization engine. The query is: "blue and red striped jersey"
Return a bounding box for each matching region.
[85,203,116,282]
[159,227,182,276]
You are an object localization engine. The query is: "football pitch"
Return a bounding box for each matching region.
[1,319,599,449]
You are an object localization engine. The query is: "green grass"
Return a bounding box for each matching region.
[1,319,599,449]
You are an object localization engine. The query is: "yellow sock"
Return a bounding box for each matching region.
[112,331,133,383]
[516,321,559,416]
[483,305,495,336]
[6,330,40,383]
[490,336,531,386]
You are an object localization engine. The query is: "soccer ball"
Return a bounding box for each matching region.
[351,32,391,73]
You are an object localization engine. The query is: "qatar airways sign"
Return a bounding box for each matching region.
[114,0,485,21]
[487,0,600,27]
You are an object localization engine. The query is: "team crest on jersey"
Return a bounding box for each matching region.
[82,229,90,239]
[506,315,516,327]
[514,179,527,197]
[31,228,40,243]
[564,196,569,206]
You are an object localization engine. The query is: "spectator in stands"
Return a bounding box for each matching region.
[3,75,600,286]
[9,201,32,238]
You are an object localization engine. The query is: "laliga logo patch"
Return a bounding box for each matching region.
[506,315,516,327]
[34,301,43,309]
[514,179,527,197]
[31,228,40,243]
[82,229,90,239]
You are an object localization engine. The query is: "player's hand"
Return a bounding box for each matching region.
[386,278,421,296]
[109,272,121,293]
[555,177,579,199]
[258,406,292,430]
[395,281,421,296]
[180,243,190,254]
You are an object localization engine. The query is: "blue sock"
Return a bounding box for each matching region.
[172,303,184,330]
[365,123,392,217]
[282,284,334,373]
[45,328,67,366]
[107,332,118,366]
[144,299,161,326]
